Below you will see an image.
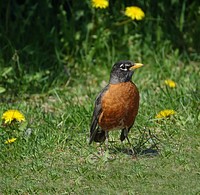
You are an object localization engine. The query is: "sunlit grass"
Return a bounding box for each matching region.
[0,50,199,194]
[0,1,199,193]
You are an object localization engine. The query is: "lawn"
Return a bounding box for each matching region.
[0,51,199,194]
[0,1,200,194]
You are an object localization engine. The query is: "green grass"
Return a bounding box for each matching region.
[0,52,199,194]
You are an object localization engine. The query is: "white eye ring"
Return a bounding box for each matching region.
[120,64,128,71]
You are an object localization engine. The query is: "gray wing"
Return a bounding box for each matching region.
[89,85,109,144]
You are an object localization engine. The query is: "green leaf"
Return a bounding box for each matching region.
[19,121,28,132]
[0,86,6,93]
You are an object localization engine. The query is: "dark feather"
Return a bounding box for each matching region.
[89,85,109,144]
[120,127,130,142]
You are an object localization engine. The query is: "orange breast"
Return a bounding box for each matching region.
[98,82,139,131]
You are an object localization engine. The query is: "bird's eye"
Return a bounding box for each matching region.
[120,64,128,71]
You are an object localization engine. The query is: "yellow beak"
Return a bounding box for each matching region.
[130,63,144,70]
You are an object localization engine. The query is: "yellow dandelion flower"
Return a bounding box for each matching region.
[5,138,17,144]
[2,110,25,124]
[155,109,176,119]
[165,79,176,88]
[125,6,145,20]
[91,0,109,9]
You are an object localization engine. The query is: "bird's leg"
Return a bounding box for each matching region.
[124,128,136,156]
[105,131,109,150]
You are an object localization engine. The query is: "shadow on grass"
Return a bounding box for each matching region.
[109,146,159,157]
[107,128,160,157]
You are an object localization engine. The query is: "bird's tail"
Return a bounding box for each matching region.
[89,129,106,144]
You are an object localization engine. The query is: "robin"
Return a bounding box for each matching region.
[89,60,143,145]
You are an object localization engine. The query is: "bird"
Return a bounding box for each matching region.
[89,60,143,146]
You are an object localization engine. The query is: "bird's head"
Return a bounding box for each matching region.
[109,60,144,84]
